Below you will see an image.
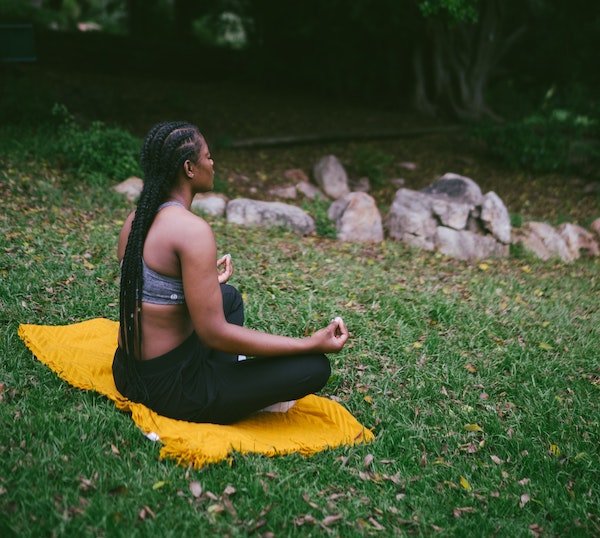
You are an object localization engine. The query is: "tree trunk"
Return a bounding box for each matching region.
[412,0,524,121]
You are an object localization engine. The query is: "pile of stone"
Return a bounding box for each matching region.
[113,155,600,263]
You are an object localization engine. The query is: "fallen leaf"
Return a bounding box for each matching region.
[322,514,343,526]
[189,481,202,498]
[490,455,503,465]
[538,342,553,350]
[222,496,237,517]
[549,444,561,457]
[519,493,530,508]
[464,363,477,373]
[529,523,544,538]
[363,454,374,469]
[207,503,225,514]
[463,423,483,432]
[460,476,472,491]
[152,481,169,490]
[78,476,96,491]
[138,505,155,520]
[294,514,317,526]
[453,506,476,517]
[368,517,386,530]
[302,493,320,510]
[223,485,236,496]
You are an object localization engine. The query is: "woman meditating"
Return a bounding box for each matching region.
[112,121,348,424]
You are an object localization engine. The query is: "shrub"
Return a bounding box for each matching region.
[50,104,142,185]
[474,108,599,174]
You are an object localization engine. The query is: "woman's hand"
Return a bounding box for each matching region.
[309,316,349,353]
[217,253,233,284]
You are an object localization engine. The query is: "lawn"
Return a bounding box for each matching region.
[1,64,599,537]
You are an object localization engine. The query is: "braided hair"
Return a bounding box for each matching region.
[119,121,203,368]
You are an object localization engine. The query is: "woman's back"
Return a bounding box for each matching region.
[118,204,200,359]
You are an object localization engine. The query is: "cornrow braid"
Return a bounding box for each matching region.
[119,122,203,391]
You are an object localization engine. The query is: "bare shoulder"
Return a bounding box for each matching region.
[158,206,216,254]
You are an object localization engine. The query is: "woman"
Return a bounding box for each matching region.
[112,121,348,424]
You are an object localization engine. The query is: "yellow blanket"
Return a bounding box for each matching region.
[18,318,374,468]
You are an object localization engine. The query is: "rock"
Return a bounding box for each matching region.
[283,168,310,183]
[511,222,575,262]
[386,188,438,250]
[191,193,228,217]
[114,177,143,201]
[557,222,599,257]
[313,155,350,200]
[385,174,510,260]
[328,192,383,242]
[399,162,417,170]
[430,197,472,229]
[226,198,315,236]
[296,181,327,201]
[436,227,509,261]
[421,173,483,207]
[481,191,511,244]
[268,185,298,199]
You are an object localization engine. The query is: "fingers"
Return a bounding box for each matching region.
[310,317,349,353]
[217,253,233,284]
[217,253,232,268]
[331,316,348,337]
[329,316,349,349]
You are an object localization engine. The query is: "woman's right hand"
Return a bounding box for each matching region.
[309,317,349,353]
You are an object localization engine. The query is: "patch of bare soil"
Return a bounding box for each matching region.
[18,62,600,225]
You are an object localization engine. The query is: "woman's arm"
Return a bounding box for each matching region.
[176,214,348,356]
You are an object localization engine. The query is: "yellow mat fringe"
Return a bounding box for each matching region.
[18,318,374,468]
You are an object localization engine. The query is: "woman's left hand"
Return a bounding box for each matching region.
[217,253,233,284]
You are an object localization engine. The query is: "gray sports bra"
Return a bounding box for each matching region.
[140,201,186,306]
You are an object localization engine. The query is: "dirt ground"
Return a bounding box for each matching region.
[13,60,600,225]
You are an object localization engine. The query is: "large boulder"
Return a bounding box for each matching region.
[226,198,315,236]
[328,192,383,242]
[385,173,511,261]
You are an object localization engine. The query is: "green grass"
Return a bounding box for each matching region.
[1,145,599,537]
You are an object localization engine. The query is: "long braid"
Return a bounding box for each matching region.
[119,122,203,393]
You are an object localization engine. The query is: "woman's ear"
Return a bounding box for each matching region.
[184,159,194,179]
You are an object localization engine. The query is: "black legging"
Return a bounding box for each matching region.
[113,284,331,424]
[203,284,331,423]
